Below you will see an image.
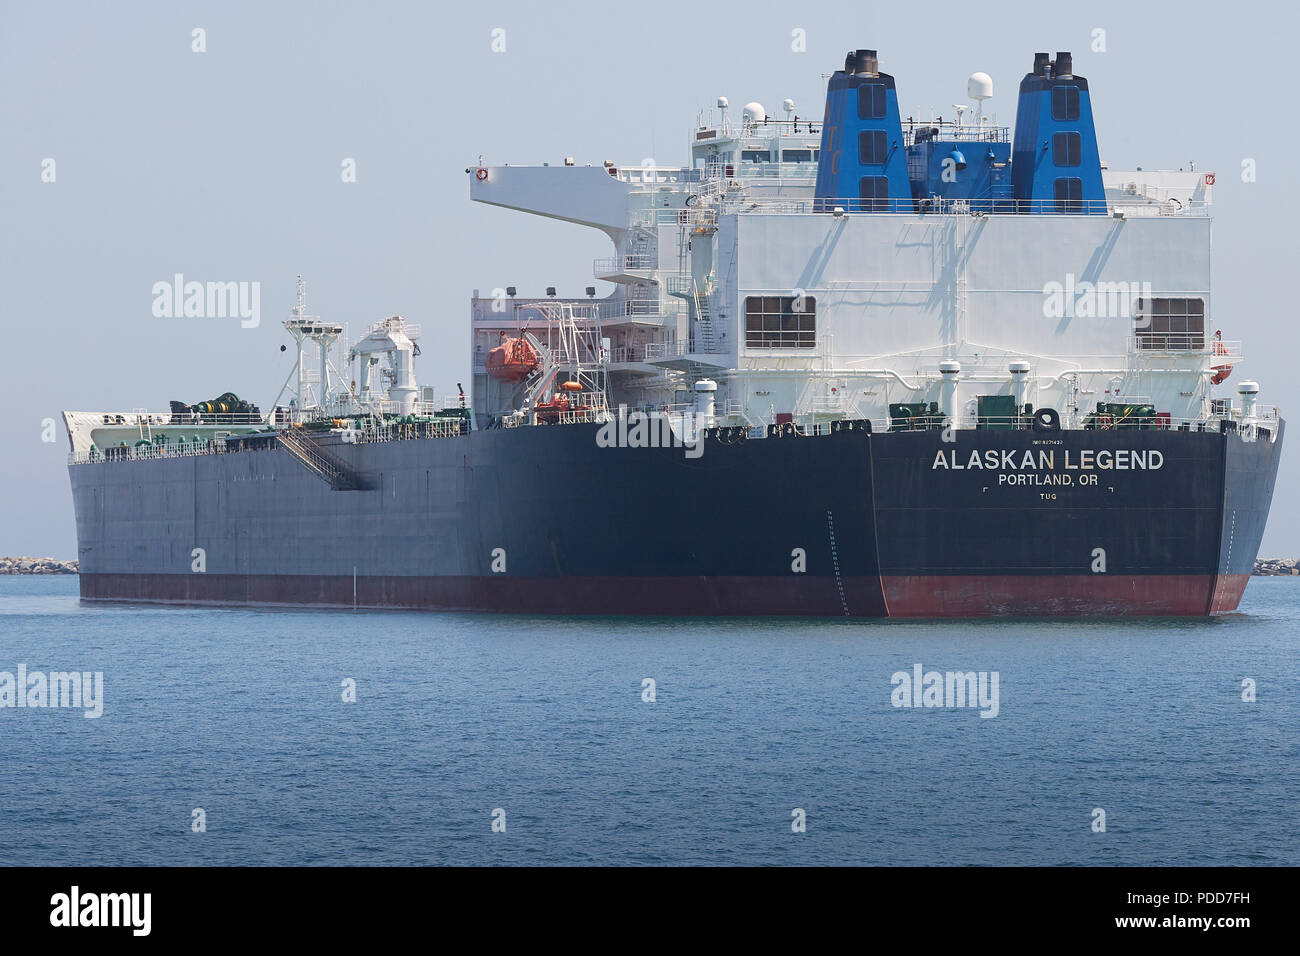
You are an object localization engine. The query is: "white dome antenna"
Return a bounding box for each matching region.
[968,71,993,124]
[742,101,766,128]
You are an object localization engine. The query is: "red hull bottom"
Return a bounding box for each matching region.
[882,574,1248,617]
[78,572,1251,617]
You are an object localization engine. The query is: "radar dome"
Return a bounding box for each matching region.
[967,72,993,101]
[742,102,766,124]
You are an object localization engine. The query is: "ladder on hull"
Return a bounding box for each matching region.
[278,429,366,490]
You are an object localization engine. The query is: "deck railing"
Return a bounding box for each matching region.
[68,403,1282,464]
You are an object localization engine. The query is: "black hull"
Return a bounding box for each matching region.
[69,420,1284,617]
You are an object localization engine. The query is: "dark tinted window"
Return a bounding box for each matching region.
[1054,177,1082,212]
[1135,298,1206,350]
[1053,131,1081,166]
[1051,86,1080,120]
[856,83,886,119]
[858,129,887,165]
[745,295,816,349]
[859,175,889,211]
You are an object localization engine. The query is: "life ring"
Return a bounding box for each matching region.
[475,168,488,181]
[1205,173,1215,186]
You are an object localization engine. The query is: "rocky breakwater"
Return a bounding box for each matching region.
[0,556,79,574]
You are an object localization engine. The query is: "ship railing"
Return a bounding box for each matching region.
[69,436,237,465]
[554,406,611,425]
[593,254,657,277]
[471,296,673,328]
[635,206,720,229]
[88,410,267,427]
[609,165,700,185]
[701,407,1280,437]
[352,418,468,444]
[719,196,1209,217]
[664,274,693,297]
[1109,199,1211,218]
[1132,335,1242,357]
[644,340,727,359]
[903,121,1011,145]
[610,345,656,364]
[624,296,687,318]
[613,402,699,416]
[524,392,611,426]
[693,119,823,141]
[724,163,821,182]
[337,399,467,419]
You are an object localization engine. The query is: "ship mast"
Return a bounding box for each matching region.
[282,276,343,417]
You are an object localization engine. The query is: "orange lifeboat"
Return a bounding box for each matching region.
[533,394,572,423]
[485,336,538,382]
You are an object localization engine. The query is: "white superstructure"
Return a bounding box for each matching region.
[466,63,1275,440]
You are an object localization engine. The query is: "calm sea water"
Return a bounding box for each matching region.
[0,575,1296,866]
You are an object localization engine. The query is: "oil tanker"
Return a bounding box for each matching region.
[64,49,1283,616]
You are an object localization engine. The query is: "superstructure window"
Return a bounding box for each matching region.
[745,295,816,349]
[781,148,813,163]
[858,129,887,165]
[1054,177,1083,212]
[1051,85,1080,120]
[1135,298,1205,350]
[741,149,771,163]
[1053,131,1081,167]
[859,176,889,211]
[857,83,886,119]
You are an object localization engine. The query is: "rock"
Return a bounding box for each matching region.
[1253,558,1300,576]
[0,556,78,574]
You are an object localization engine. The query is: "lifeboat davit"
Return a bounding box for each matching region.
[1211,365,1233,385]
[1210,336,1233,385]
[485,336,539,382]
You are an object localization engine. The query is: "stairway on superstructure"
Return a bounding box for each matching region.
[694,286,716,352]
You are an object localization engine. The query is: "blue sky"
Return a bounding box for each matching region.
[2,0,1296,556]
